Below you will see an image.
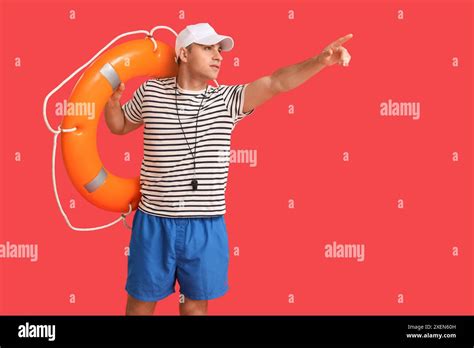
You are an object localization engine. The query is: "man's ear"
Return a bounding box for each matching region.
[179,47,189,63]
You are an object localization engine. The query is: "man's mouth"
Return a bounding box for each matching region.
[210,65,220,70]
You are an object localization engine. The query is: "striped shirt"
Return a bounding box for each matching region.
[122,76,254,218]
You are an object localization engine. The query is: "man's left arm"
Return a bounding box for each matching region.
[243,33,353,114]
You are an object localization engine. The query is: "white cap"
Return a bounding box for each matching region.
[175,23,234,59]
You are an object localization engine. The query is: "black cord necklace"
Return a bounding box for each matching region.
[175,79,208,191]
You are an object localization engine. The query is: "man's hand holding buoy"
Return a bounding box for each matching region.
[104,82,143,135]
[107,82,125,107]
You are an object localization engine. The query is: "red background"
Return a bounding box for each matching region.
[0,0,472,315]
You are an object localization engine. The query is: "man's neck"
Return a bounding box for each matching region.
[176,71,207,91]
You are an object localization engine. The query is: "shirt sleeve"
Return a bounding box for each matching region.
[121,80,148,124]
[221,83,255,125]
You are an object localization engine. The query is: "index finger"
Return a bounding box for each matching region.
[335,33,353,46]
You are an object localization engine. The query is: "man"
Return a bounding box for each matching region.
[104,23,353,316]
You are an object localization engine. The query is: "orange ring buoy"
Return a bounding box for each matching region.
[61,38,178,213]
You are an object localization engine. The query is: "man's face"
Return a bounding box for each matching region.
[182,43,223,80]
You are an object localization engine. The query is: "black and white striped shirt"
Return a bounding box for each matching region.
[122,77,254,218]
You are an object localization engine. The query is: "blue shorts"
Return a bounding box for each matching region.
[125,208,230,302]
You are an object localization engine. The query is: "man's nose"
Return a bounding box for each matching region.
[213,50,223,61]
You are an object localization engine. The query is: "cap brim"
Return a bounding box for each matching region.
[194,34,234,51]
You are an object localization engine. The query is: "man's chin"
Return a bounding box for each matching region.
[209,71,219,79]
[203,72,219,83]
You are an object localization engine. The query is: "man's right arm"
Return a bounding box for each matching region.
[104,83,143,135]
